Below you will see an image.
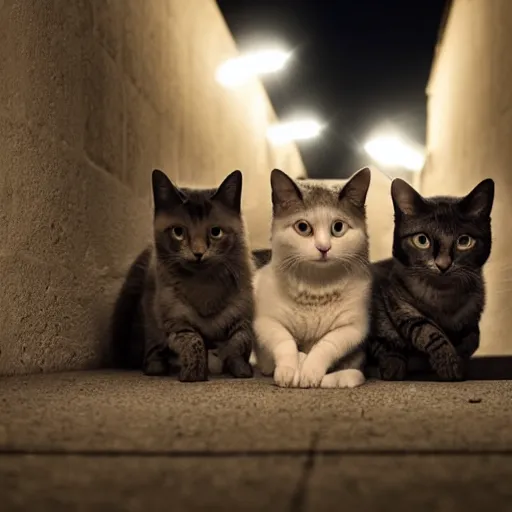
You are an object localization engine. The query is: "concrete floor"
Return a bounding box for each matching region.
[1,371,512,511]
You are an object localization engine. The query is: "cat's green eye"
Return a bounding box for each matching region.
[294,220,313,236]
[171,226,185,241]
[331,220,345,237]
[210,226,223,239]
[457,234,475,251]
[411,233,430,249]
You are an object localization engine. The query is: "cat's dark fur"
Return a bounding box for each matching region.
[252,249,272,269]
[367,177,494,381]
[111,169,255,381]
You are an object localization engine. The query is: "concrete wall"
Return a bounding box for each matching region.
[0,0,305,375]
[420,0,512,355]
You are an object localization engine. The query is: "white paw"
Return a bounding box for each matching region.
[298,360,325,388]
[274,365,297,388]
[320,369,365,389]
[292,352,308,387]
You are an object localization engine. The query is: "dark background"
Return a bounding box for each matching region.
[217,0,447,178]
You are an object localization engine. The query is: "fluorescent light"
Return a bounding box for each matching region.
[216,50,291,88]
[364,135,425,172]
[267,120,323,145]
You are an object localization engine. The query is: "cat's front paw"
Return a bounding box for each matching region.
[274,365,297,388]
[178,337,208,382]
[226,356,254,379]
[143,360,168,376]
[321,369,365,388]
[431,352,465,381]
[179,361,208,382]
[298,361,325,388]
[379,356,407,381]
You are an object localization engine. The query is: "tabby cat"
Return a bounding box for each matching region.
[111,169,255,381]
[253,168,372,388]
[368,177,494,381]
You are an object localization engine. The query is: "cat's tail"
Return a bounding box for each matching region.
[110,247,152,369]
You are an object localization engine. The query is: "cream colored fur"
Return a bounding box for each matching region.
[253,169,372,388]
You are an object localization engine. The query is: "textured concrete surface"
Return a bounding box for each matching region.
[1,456,305,512]
[1,371,512,511]
[0,0,305,375]
[307,456,512,512]
[421,0,512,356]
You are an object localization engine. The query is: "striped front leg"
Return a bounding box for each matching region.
[218,320,254,379]
[398,316,464,381]
[386,296,464,382]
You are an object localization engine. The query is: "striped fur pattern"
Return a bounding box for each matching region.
[368,177,494,381]
[111,170,255,381]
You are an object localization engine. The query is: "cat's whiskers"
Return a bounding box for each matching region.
[277,254,302,273]
[113,168,255,379]
[370,176,493,381]
[253,167,371,388]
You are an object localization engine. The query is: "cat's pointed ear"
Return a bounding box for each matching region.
[391,178,426,216]
[459,178,494,218]
[339,167,371,208]
[211,170,243,213]
[152,169,184,212]
[270,169,303,215]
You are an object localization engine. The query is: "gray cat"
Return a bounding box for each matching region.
[111,169,255,381]
[367,177,494,381]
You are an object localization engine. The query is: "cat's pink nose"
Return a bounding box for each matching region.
[316,244,331,255]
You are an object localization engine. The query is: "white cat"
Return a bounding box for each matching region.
[253,168,372,388]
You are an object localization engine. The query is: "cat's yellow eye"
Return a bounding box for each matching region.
[210,226,223,240]
[457,234,475,251]
[171,226,185,241]
[411,233,430,250]
[331,220,345,237]
[294,220,313,236]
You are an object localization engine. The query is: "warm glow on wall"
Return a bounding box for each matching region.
[267,119,324,145]
[364,135,425,172]
[216,50,291,88]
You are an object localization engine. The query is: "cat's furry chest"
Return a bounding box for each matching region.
[255,265,371,352]
[286,300,354,353]
[408,279,484,334]
[156,281,252,344]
